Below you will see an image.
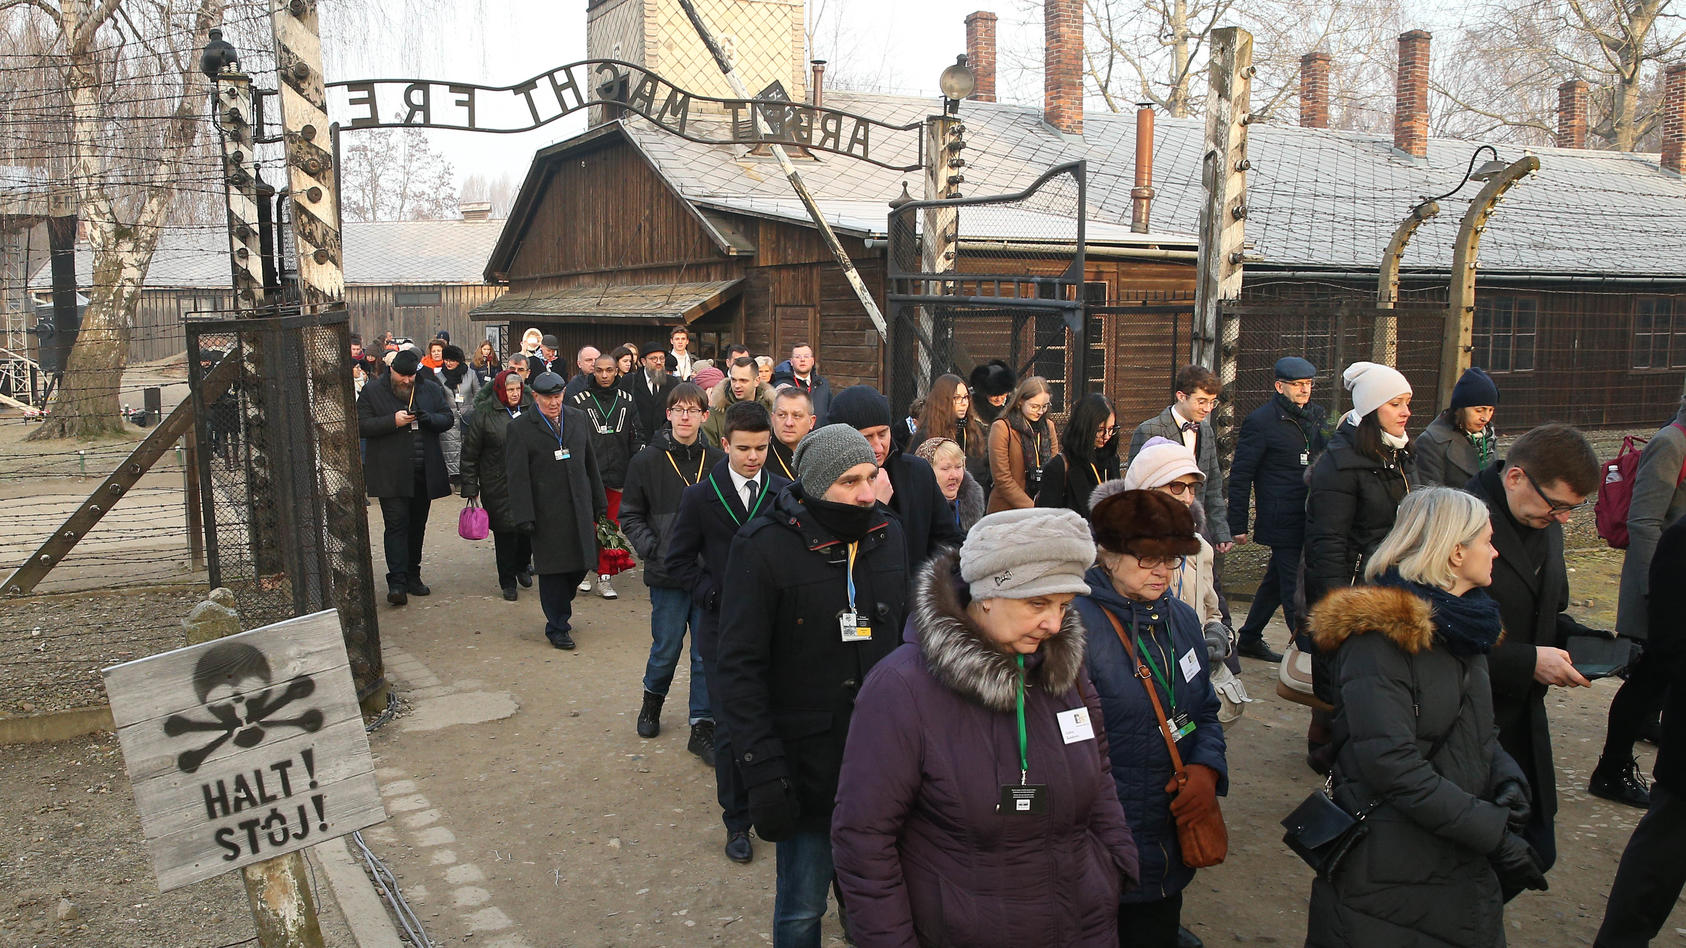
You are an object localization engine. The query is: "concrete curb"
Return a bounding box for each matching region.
[0,704,113,744]
[311,835,406,948]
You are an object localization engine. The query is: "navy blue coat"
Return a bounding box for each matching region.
[1227,395,1327,547]
[1074,567,1227,903]
[664,458,792,614]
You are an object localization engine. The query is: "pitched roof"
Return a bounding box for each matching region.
[30,218,506,289]
[598,89,1686,279]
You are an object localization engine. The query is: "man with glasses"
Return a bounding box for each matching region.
[505,352,531,381]
[621,382,725,763]
[1227,356,1327,662]
[1467,422,1604,878]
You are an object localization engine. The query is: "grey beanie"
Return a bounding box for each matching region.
[794,424,878,493]
[960,508,1097,601]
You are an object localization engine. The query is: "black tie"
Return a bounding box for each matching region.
[744,479,759,511]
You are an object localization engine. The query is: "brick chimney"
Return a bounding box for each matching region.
[965,11,998,102]
[1300,51,1331,128]
[1665,64,1686,174]
[1556,79,1588,149]
[1044,0,1083,134]
[1394,30,1431,158]
[459,201,492,221]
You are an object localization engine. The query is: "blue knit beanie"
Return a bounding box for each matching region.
[1449,367,1499,410]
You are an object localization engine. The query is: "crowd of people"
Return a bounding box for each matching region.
[349,323,1686,948]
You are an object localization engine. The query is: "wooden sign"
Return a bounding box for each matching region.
[102,611,385,891]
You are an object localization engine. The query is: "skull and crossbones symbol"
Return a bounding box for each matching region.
[163,642,324,774]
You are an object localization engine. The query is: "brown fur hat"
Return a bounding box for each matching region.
[1090,489,1201,558]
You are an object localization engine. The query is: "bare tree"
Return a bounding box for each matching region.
[805,0,896,94]
[459,171,516,217]
[340,124,457,222]
[3,0,223,439]
[1435,0,1685,150]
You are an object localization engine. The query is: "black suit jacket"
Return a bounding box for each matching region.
[629,368,678,439]
[357,373,454,498]
[665,458,792,614]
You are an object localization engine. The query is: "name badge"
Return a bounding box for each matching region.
[1299,450,1310,466]
[409,420,418,431]
[999,784,1048,815]
[510,410,521,418]
[1057,707,1095,744]
[455,393,464,404]
[1179,648,1203,683]
[597,424,613,435]
[554,448,570,461]
[838,611,872,642]
[1169,711,1197,740]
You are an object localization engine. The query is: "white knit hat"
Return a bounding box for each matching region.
[1342,361,1412,426]
[960,508,1096,601]
[1122,437,1204,491]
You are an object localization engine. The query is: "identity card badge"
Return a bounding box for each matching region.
[1300,451,1310,466]
[554,448,571,461]
[999,784,1048,815]
[1169,711,1197,740]
[1056,707,1095,744]
[838,611,872,643]
[1179,648,1203,683]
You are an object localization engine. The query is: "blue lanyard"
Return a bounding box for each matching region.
[539,411,564,447]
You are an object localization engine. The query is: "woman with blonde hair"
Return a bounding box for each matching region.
[1304,487,1542,947]
[987,376,1058,512]
[915,437,986,533]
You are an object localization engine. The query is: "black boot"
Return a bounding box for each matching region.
[1589,756,1652,808]
[1176,926,1204,948]
[688,720,717,766]
[406,576,431,596]
[637,690,664,738]
[386,581,408,606]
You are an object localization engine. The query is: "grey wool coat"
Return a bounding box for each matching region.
[503,406,607,575]
[1129,407,1231,543]
[1306,585,1522,948]
[1411,415,1494,489]
[1617,402,1686,640]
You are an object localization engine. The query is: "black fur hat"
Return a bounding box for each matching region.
[1090,489,1201,558]
[969,359,1016,398]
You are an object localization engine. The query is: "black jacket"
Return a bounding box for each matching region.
[1650,517,1686,793]
[1228,395,1326,547]
[568,380,643,489]
[883,449,967,571]
[503,407,607,575]
[715,486,908,832]
[1035,446,1120,519]
[771,362,833,424]
[1307,585,1520,948]
[458,398,529,532]
[619,430,724,587]
[357,373,454,499]
[665,458,792,612]
[627,368,679,440]
[1303,422,1411,609]
[1466,462,1596,827]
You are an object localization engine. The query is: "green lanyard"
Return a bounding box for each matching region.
[1014,654,1029,783]
[587,390,616,423]
[707,473,768,526]
[1132,619,1178,714]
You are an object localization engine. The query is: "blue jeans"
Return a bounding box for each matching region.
[642,585,710,724]
[773,830,834,948]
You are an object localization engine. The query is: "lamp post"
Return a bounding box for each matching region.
[1439,150,1539,408]
[917,56,973,389]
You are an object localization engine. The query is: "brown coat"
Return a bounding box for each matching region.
[987,417,1060,513]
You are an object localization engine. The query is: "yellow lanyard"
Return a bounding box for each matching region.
[666,450,704,486]
[774,447,795,480]
[1089,461,1102,484]
[845,541,859,612]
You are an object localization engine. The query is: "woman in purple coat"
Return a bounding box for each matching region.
[832,508,1139,947]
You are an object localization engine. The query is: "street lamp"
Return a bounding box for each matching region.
[1419,144,1506,206]
[939,55,975,115]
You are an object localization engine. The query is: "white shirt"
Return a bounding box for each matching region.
[671,350,694,380]
[728,467,763,511]
[1170,406,1199,453]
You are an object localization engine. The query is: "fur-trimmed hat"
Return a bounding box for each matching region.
[1090,488,1200,558]
[969,359,1016,399]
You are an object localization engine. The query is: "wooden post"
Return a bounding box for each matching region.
[1193,26,1252,442]
[181,590,326,948]
[1374,200,1439,364]
[1438,155,1538,408]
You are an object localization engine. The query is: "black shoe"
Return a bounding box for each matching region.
[637,690,664,738]
[502,585,518,602]
[1589,756,1652,808]
[386,583,408,606]
[1176,926,1203,948]
[406,577,431,596]
[688,721,717,766]
[515,570,533,588]
[1236,638,1283,662]
[548,629,575,650]
[725,830,753,864]
[1640,719,1665,746]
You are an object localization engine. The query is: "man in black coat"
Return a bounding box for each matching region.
[767,386,816,482]
[504,371,607,650]
[1228,356,1327,662]
[715,423,908,945]
[826,384,964,571]
[569,353,645,600]
[665,400,791,866]
[357,349,454,606]
[628,341,678,439]
[1595,516,1686,948]
[769,342,832,424]
[1465,423,1603,875]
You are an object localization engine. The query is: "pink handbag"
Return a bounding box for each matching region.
[458,499,489,540]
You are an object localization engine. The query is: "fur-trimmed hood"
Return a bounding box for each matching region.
[1308,585,1435,654]
[913,550,1087,711]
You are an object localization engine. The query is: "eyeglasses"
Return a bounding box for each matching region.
[1098,424,1119,436]
[1521,467,1591,516]
[669,407,706,417]
[1160,481,1199,496]
[1129,554,1186,571]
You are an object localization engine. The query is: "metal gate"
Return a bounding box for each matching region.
[886,161,1087,415]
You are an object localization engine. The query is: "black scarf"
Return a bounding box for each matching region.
[1275,392,1322,442]
[797,485,878,541]
[1374,568,1503,656]
[441,362,469,389]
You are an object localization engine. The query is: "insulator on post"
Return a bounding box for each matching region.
[1231,204,1248,221]
[1234,158,1251,172]
[1228,251,1245,264]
